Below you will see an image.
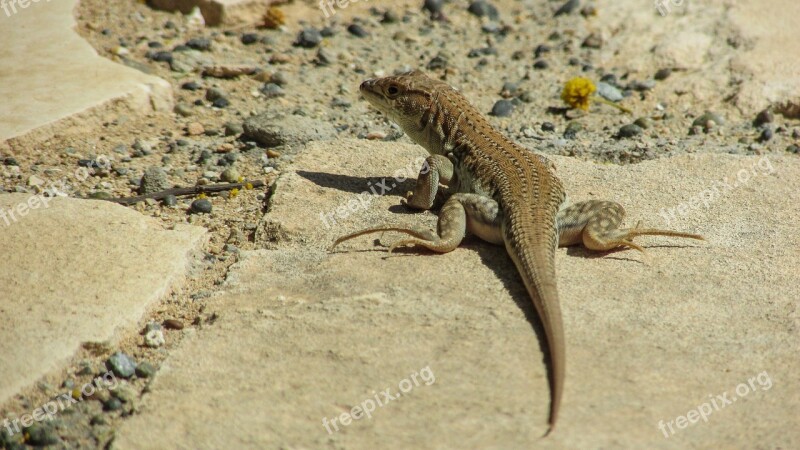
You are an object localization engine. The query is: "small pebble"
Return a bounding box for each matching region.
[163,195,177,206]
[596,82,623,102]
[423,0,443,14]
[24,424,58,446]
[753,108,774,128]
[205,87,227,102]
[212,98,230,108]
[633,117,653,129]
[468,0,499,20]
[563,121,582,139]
[554,0,579,16]
[260,83,285,98]
[221,168,240,183]
[347,24,369,37]
[758,126,773,142]
[145,329,165,348]
[541,122,555,132]
[224,122,243,136]
[654,68,672,80]
[139,166,170,194]
[191,199,212,214]
[582,33,602,49]
[294,28,323,48]
[786,144,800,154]
[490,100,514,117]
[692,112,725,131]
[106,352,137,379]
[187,122,205,136]
[181,81,201,91]
[185,37,212,51]
[135,361,157,378]
[533,59,549,70]
[241,33,259,45]
[618,124,643,138]
[103,397,123,412]
[163,319,185,330]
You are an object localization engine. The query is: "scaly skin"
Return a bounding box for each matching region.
[331,70,703,434]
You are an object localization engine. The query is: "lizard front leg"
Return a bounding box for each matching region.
[556,200,704,254]
[402,154,455,210]
[331,193,502,253]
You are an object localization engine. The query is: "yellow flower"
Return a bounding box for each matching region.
[561,77,596,111]
[229,188,240,198]
[245,182,253,190]
[561,77,632,114]
[197,193,208,199]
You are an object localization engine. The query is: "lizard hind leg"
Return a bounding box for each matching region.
[557,200,704,255]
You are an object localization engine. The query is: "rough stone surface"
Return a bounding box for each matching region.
[115,140,799,448]
[242,111,337,148]
[0,0,173,147]
[0,195,206,406]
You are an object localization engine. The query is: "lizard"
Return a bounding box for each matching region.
[330,70,704,434]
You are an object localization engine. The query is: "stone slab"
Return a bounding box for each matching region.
[0,0,173,147]
[0,194,206,407]
[115,140,799,448]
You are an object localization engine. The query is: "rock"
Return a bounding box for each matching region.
[554,0,579,16]
[221,168,240,183]
[490,100,514,117]
[633,117,653,129]
[294,28,323,48]
[145,329,166,348]
[541,122,555,132]
[135,362,157,379]
[468,0,499,20]
[618,124,644,138]
[191,199,212,214]
[224,122,243,136]
[654,68,672,80]
[596,82,623,102]
[423,0,444,14]
[203,65,257,79]
[758,126,773,142]
[242,112,337,147]
[185,37,212,51]
[139,167,170,194]
[753,108,774,127]
[104,397,123,411]
[107,352,137,379]
[241,33,259,45]
[692,112,725,131]
[163,319,185,330]
[24,424,58,446]
[169,50,213,73]
[347,24,369,37]
[564,121,582,139]
[187,122,205,136]
[533,59,548,70]
[582,33,603,49]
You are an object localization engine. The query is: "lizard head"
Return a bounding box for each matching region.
[360,70,447,133]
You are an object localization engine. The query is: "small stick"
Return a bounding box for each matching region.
[97,180,265,206]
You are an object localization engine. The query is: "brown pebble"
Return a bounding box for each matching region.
[266,149,281,158]
[163,319,185,330]
[186,122,204,136]
[216,143,235,153]
[269,53,292,65]
[366,132,387,140]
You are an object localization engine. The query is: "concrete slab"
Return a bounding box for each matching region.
[0,0,172,148]
[0,194,206,407]
[115,140,799,448]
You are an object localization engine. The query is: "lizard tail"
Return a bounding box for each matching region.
[503,221,565,437]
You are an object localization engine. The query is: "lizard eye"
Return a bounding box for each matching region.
[386,85,399,96]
